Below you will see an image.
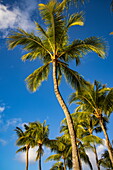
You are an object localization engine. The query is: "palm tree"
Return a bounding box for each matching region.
[69,80,113,165]
[61,115,93,170]
[45,135,72,170]
[78,115,104,170]
[99,150,113,170]
[27,121,49,170]
[50,161,64,170]
[15,125,35,170]
[7,1,107,169]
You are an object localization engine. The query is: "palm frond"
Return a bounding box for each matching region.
[25,63,50,92]
[82,135,103,144]
[60,37,106,62]
[45,154,61,162]
[16,146,26,153]
[67,12,84,28]
[39,0,65,49]
[7,28,52,57]
[58,61,88,90]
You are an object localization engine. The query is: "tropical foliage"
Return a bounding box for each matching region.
[69,80,113,166]
[8,0,107,169]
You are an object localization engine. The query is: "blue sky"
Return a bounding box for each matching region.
[0,0,113,169]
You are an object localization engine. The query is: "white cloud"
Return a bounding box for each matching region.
[0,138,7,145]
[0,106,5,112]
[6,118,22,127]
[82,139,107,170]
[0,0,37,36]
[15,146,51,164]
[15,147,37,163]
[0,117,22,131]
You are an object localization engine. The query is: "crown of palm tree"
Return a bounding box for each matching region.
[7,0,107,92]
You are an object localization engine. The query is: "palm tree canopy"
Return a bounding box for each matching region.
[7,0,107,92]
[99,150,113,169]
[69,80,113,118]
[15,125,35,148]
[28,121,49,146]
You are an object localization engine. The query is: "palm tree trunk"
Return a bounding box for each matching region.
[93,144,100,170]
[63,158,67,170]
[39,155,41,170]
[99,119,113,166]
[52,61,82,170]
[26,146,29,170]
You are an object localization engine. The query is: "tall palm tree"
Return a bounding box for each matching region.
[15,125,35,170]
[69,80,113,165]
[8,1,107,169]
[28,121,49,170]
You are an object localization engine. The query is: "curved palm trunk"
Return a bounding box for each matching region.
[26,146,29,170]
[52,61,82,170]
[99,119,113,165]
[93,144,100,170]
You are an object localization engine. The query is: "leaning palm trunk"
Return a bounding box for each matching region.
[99,119,113,165]
[26,146,29,170]
[52,61,81,170]
[93,144,100,170]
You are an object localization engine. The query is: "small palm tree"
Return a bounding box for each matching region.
[28,121,49,170]
[99,150,113,170]
[8,1,107,169]
[46,135,72,170]
[69,80,113,165]
[61,116,93,170]
[50,161,64,170]
[15,125,35,170]
[78,115,104,170]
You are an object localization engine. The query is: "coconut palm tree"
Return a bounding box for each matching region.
[99,150,113,170]
[50,161,64,170]
[61,115,93,170]
[15,125,35,170]
[27,121,49,170]
[8,1,107,169]
[69,80,113,165]
[78,114,104,170]
[45,135,72,170]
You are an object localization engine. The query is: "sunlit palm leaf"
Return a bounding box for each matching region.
[25,63,50,92]
[58,61,87,89]
[67,12,84,28]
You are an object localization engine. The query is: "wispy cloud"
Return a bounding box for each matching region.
[0,138,7,145]
[0,0,37,37]
[0,106,5,112]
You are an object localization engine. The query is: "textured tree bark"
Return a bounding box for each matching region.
[52,61,82,170]
[26,146,29,170]
[99,119,113,166]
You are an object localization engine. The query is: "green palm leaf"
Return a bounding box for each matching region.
[67,12,84,28]
[58,61,87,89]
[25,63,50,92]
